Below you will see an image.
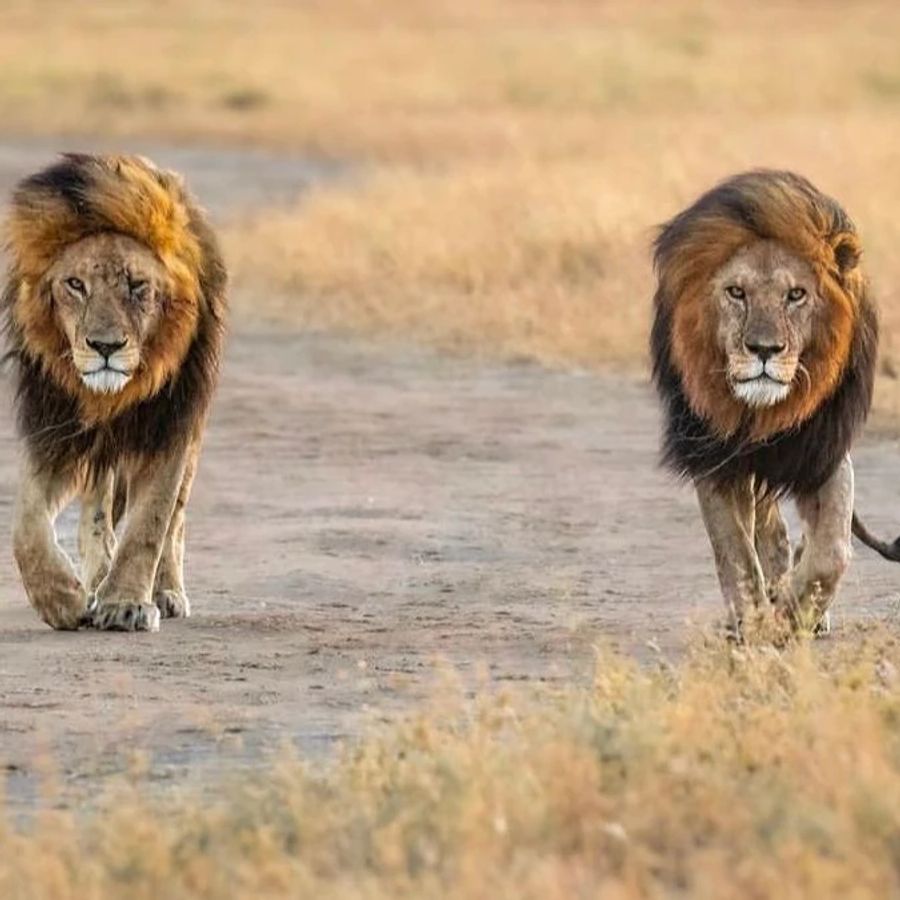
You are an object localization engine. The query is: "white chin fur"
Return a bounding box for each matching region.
[81,369,132,394]
[732,377,791,408]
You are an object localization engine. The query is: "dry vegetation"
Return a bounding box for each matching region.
[6,1,900,411]
[4,629,900,898]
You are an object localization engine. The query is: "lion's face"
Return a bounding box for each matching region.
[44,233,169,394]
[710,240,819,409]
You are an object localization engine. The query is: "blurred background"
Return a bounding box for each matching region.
[4,0,899,412]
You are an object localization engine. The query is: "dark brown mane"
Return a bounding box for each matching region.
[650,170,877,496]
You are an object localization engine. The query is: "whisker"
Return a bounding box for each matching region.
[794,361,812,395]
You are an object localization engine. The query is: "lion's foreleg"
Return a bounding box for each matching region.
[88,448,188,632]
[13,460,87,630]
[781,455,854,635]
[153,436,200,619]
[695,476,768,639]
[78,469,118,592]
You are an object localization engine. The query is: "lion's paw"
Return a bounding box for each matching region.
[85,598,160,633]
[39,592,90,632]
[155,589,191,619]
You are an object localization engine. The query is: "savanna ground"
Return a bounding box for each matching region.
[4,1,900,895]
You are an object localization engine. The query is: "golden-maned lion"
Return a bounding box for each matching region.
[2,154,226,631]
[651,169,895,640]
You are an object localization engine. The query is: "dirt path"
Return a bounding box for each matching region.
[0,142,899,807]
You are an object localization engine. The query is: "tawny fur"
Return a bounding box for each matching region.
[2,154,227,631]
[650,170,878,639]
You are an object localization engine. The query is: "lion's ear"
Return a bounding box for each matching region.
[833,236,861,274]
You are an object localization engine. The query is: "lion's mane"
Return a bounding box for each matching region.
[650,170,877,495]
[2,153,227,478]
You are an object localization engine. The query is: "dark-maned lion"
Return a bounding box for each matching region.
[3,154,227,631]
[651,169,895,640]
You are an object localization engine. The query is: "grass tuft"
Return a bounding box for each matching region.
[4,629,900,898]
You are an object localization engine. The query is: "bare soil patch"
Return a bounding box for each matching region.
[1,329,899,806]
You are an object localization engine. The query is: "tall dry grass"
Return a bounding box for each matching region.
[6,1,900,404]
[224,135,900,416]
[226,161,647,367]
[4,629,900,898]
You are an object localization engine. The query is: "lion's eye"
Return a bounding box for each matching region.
[725,285,746,301]
[786,286,807,304]
[128,278,148,298]
[64,277,85,295]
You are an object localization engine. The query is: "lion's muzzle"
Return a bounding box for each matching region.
[729,347,796,408]
[731,374,792,408]
[75,336,138,394]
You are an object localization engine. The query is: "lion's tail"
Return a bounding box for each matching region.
[852,511,900,562]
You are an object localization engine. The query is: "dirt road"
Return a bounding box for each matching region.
[0,142,899,807]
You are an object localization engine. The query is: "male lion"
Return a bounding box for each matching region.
[651,169,894,640]
[2,154,226,632]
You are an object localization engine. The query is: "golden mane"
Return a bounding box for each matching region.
[4,153,209,425]
[653,170,865,441]
[2,153,226,480]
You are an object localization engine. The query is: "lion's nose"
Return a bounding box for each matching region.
[86,338,127,360]
[744,340,786,363]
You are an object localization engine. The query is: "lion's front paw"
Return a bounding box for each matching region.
[33,587,90,631]
[155,589,191,619]
[86,598,160,633]
[42,600,89,632]
[768,584,832,640]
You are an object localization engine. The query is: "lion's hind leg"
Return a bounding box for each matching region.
[152,437,199,619]
[78,469,119,593]
[754,492,792,607]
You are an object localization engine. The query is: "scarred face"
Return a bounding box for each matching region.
[711,240,820,408]
[44,232,169,394]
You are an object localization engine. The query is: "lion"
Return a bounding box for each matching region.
[2,154,226,632]
[650,169,897,640]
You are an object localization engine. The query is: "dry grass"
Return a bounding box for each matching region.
[2,1,900,161]
[5,629,900,898]
[223,138,900,417]
[226,160,647,367]
[7,1,900,406]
